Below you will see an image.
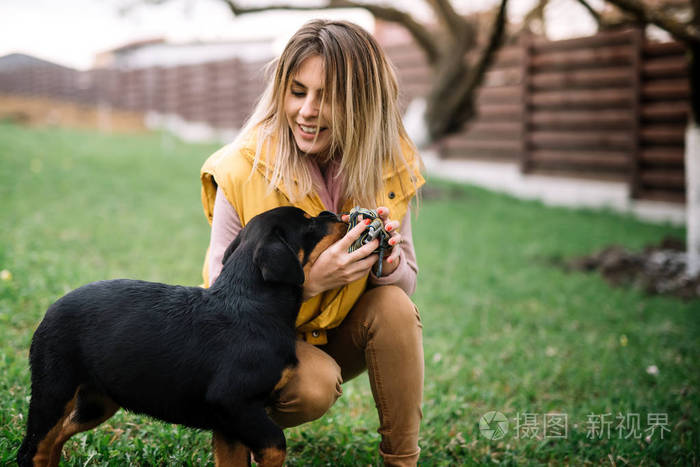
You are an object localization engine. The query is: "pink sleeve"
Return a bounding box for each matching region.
[369,207,418,296]
[208,188,243,285]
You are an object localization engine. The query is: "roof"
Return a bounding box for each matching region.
[0,53,75,72]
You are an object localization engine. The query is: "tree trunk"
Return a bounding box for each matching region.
[403,97,430,148]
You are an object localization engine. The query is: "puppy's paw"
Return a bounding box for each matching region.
[253,446,286,467]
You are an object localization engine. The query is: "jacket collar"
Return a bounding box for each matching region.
[237,127,422,208]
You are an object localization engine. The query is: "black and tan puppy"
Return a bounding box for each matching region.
[17,206,346,467]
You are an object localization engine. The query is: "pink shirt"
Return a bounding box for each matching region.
[207,158,418,296]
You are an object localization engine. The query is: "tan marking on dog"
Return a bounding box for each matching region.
[302,222,346,280]
[254,446,286,467]
[32,393,76,467]
[273,366,294,392]
[303,212,312,219]
[212,432,251,467]
[34,386,119,467]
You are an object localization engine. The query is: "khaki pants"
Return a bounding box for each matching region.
[270,285,424,467]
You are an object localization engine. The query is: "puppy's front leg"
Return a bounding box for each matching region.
[233,405,286,467]
[214,405,287,467]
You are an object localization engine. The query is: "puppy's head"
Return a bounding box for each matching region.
[223,207,346,286]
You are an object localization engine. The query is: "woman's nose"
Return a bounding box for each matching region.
[300,96,318,118]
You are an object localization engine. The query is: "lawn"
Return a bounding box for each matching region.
[0,122,698,465]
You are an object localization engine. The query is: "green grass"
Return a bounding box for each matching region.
[1,122,698,465]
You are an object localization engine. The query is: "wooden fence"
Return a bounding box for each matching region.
[384,28,688,203]
[0,58,269,132]
[0,28,689,203]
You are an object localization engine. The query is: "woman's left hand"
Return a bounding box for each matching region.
[340,206,402,276]
[375,206,401,275]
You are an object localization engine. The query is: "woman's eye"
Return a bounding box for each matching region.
[291,90,305,97]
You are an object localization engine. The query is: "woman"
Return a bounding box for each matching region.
[200,19,425,466]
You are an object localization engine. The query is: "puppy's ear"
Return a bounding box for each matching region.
[222,234,243,265]
[254,228,304,285]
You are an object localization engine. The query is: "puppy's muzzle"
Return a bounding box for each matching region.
[304,214,346,271]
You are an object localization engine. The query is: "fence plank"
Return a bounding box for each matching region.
[642,101,689,121]
[530,88,635,109]
[643,55,687,78]
[531,109,633,129]
[642,79,690,99]
[641,147,684,165]
[640,169,686,188]
[529,130,635,149]
[644,41,686,56]
[477,103,522,119]
[531,67,631,90]
[442,135,522,150]
[640,125,686,144]
[530,45,635,70]
[635,189,685,203]
[530,149,631,168]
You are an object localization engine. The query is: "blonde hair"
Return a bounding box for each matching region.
[236,19,420,208]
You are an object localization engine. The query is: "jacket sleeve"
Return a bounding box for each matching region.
[368,207,418,296]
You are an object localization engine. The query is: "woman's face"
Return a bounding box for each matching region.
[284,55,332,157]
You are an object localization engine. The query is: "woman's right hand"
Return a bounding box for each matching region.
[302,218,379,301]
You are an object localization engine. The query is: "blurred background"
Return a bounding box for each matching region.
[0,0,689,222]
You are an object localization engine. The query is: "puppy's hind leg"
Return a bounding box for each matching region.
[45,384,119,467]
[17,389,74,467]
[17,349,81,467]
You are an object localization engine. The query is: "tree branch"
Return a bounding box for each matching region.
[426,0,469,41]
[515,0,549,36]
[426,0,509,139]
[576,0,635,30]
[604,0,700,45]
[576,0,603,27]
[462,0,509,99]
[219,0,441,64]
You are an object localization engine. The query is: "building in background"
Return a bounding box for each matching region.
[93,37,275,69]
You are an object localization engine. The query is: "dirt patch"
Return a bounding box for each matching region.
[0,94,147,133]
[563,236,700,300]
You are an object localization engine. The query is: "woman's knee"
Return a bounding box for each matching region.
[359,286,421,329]
[294,370,342,422]
[269,343,343,427]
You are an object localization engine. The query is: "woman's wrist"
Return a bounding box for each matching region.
[302,282,319,301]
[303,275,332,301]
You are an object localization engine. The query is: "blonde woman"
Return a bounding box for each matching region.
[200,19,425,466]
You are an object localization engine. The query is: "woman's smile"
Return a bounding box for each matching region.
[297,123,328,139]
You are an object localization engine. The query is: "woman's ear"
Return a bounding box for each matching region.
[253,228,305,285]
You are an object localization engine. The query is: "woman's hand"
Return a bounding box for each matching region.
[375,206,401,276]
[303,218,379,301]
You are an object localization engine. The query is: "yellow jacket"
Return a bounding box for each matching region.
[200,129,424,344]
